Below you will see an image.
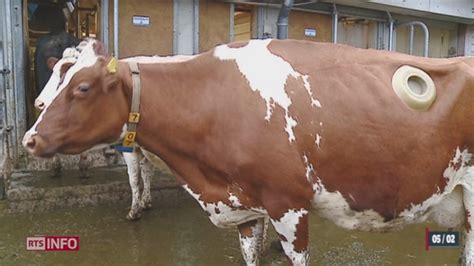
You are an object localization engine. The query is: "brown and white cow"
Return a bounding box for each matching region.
[22,38,474,265]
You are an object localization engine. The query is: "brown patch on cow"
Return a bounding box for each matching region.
[214,207,220,214]
[237,220,258,237]
[227,41,249,49]
[292,212,309,253]
[59,62,74,85]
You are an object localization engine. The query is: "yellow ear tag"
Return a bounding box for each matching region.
[107,57,117,74]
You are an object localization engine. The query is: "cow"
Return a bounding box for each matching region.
[22,38,474,265]
[34,45,195,220]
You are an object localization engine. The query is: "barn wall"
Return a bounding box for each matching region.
[288,11,332,42]
[108,0,174,58]
[199,0,230,52]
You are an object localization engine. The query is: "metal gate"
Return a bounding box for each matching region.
[1,0,27,193]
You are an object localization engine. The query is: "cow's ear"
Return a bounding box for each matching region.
[93,41,108,56]
[47,57,59,70]
[100,57,120,92]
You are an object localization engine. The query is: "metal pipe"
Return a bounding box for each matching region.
[229,3,235,42]
[276,0,294,39]
[101,0,109,48]
[398,21,429,57]
[408,25,414,55]
[193,0,199,54]
[113,0,119,57]
[386,11,394,51]
[332,3,337,44]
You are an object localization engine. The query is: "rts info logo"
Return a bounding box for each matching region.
[26,236,80,251]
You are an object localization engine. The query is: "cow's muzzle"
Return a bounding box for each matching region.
[22,132,54,157]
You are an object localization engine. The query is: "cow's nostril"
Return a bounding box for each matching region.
[35,100,45,111]
[26,137,36,149]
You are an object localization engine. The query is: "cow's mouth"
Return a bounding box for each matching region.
[22,133,57,158]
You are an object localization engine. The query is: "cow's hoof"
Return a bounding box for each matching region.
[140,201,152,210]
[126,211,142,221]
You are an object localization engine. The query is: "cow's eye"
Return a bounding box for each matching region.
[78,84,90,93]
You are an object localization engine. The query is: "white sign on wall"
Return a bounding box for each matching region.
[132,16,150,27]
[304,28,317,38]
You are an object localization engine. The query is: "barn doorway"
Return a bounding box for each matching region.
[26,0,99,127]
[233,5,252,42]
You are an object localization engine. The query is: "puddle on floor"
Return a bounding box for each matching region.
[0,197,460,265]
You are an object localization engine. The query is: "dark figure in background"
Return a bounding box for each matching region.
[33,5,79,96]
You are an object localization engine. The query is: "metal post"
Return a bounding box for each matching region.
[276,0,293,39]
[398,21,429,57]
[113,0,119,57]
[256,6,264,39]
[101,0,109,48]
[386,11,394,51]
[85,14,90,37]
[193,0,199,54]
[408,25,414,55]
[229,3,235,42]
[173,0,178,54]
[332,3,338,44]
[76,4,81,38]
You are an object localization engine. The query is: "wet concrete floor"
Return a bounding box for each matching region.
[0,196,461,265]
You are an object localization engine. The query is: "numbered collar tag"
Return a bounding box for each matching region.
[129,112,140,123]
[122,131,137,148]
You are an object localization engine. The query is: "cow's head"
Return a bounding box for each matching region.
[23,39,130,157]
[35,46,80,111]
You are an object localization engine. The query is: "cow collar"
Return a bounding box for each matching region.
[118,60,142,152]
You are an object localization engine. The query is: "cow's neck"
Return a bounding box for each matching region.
[119,57,214,175]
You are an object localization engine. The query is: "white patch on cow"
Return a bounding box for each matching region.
[271,209,309,265]
[182,185,265,228]
[123,152,141,219]
[302,75,321,108]
[229,193,242,207]
[214,39,321,142]
[312,178,389,231]
[319,122,323,126]
[315,134,322,149]
[36,48,80,107]
[303,154,315,183]
[239,234,258,266]
[311,147,472,232]
[349,193,356,203]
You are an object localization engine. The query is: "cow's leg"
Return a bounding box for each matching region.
[238,218,267,266]
[259,217,270,255]
[123,151,142,220]
[139,156,153,210]
[462,178,474,265]
[270,209,310,266]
